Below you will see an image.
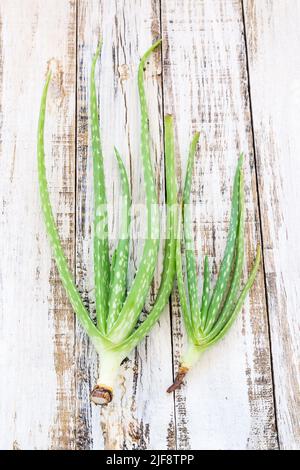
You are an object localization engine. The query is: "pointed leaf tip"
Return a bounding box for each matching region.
[153,38,162,47]
[92,38,103,67]
[96,37,103,54]
[238,153,244,167]
[255,244,261,264]
[165,114,173,123]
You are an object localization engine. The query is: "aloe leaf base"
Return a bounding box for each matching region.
[167,343,204,393]
[90,349,125,405]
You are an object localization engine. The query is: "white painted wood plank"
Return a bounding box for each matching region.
[2,0,294,451]
[244,0,300,450]
[0,0,76,449]
[161,0,277,449]
[76,0,175,450]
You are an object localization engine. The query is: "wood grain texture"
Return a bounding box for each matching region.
[161,0,277,449]
[0,0,76,449]
[0,0,299,450]
[243,0,300,449]
[75,0,174,450]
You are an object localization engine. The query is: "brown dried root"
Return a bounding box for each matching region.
[167,366,189,393]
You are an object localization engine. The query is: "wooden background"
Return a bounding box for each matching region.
[0,0,299,450]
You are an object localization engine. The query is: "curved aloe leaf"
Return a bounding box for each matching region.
[204,155,243,333]
[205,169,245,341]
[207,246,261,346]
[37,72,107,349]
[199,255,211,329]
[112,114,178,353]
[107,40,162,344]
[183,133,201,336]
[90,41,110,334]
[175,210,198,344]
[169,155,261,392]
[106,148,131,332]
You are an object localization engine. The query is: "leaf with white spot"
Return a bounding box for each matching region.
[106,148,131,333]
[37,73,107,348]
[205,169,245,340]
[90,40,110,334]
[183,132,201,337]
[112,114,178,352]
[204,154,243,333]
[107,40,162,344]
[206,246,261,346]
[169,156,261,392]
[199,256,211,330]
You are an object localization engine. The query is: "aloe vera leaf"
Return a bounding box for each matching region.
[176,216,199,344]
[107,40,162,344]
[37,73,105,347]
[199,256,211,330]
[205,169,245,340]
[183,132,202,333]
[90,40,110,334]
[106,148,131,332]
[206,246,261,347]
[111,114,178,353]
[109,248,117,289]
[204,155,243,333]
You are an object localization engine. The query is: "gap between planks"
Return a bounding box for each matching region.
[240,0,280,449]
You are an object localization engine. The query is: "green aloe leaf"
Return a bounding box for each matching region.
[107,40,162,344]
[37,72,107,349]
[112,114,178,353]
[90,40,110,334]
[106,148,131,333]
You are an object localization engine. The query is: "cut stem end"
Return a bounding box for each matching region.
[167,365,189,393]
[90,384,113,405]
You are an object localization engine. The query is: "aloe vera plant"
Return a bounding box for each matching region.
[38,39,178,404]
[167,147,261,393]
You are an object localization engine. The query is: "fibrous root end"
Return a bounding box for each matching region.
[167,366,189,393]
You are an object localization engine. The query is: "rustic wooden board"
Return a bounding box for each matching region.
[161,0,277,449]
[0,0,299,450]
[243,0,300,450]
[0,0,77,450]
[75,0,174,450]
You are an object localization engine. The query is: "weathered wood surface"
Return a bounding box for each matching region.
[0,0,77,450]
[162,0,277,450]
[243,0,300,450]
[0,0,298,450]
[76,0,174,450]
